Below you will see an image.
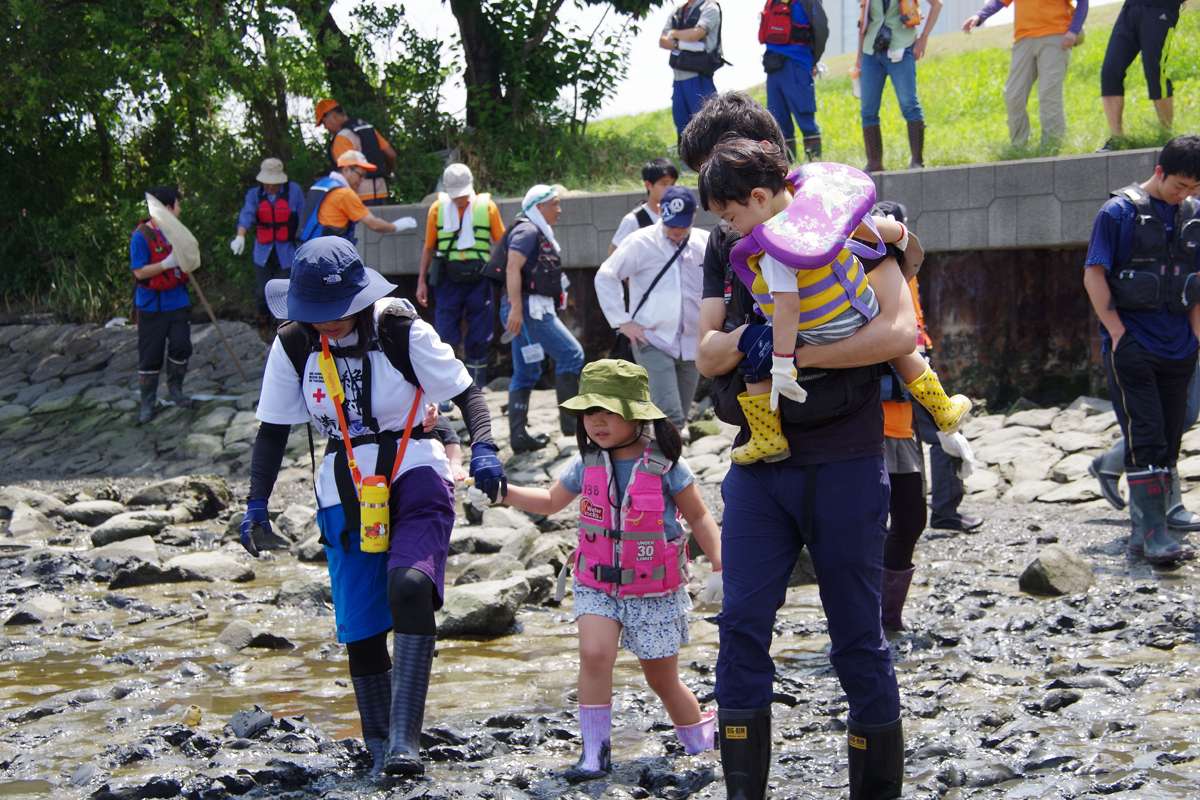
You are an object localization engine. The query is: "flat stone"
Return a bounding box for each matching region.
[1049,409,1088,434]
[702,465,731,484]
[1178,455,1200,481]
[215,619,294,650]
[972,426,1043,452]
[454,553,525,585]
[1003,480,1061,504]
[685,453,721,474]
[470,526,522,554]
[128,475,232,521]
[80,385,130,407]
[13,380,59,407]
[0,487,66,516]
[0,404,29,421]
[275,505,316,542]
[163,552,255,583]
[436,576,531,638]
[223,411,260,447]
[687,419,721,442]
[1005,408,1059,430]
[1180,427,1200,456]
[522,533,573,572]
[91,535,160,564]
[1067,396,1113,415]
[983,441,1064,483]
[1019,544,1093,596]
[1050,453,1095,484]
[61,500,126,526]
[481,506,538,535]
[292,534,327,563]
[6,503,56,539]
[182,433,225,458]
[449,528,479,555]
[194,406,237,434]
[687,435,734,457]
[29,385,81,414]
[274,580,331,609]
[6,595,64,625]
[1076,411,1119,435]
[91,511,175,547]
[964,468,1001,495]
[962,415,1004,440]
[1049,431,1098,454]
[1038,480,1098,503]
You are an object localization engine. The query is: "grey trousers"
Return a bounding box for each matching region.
[632,342,700,430]
[1007,33,1072,147]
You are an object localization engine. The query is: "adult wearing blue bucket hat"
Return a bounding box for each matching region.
[242,237,507,777]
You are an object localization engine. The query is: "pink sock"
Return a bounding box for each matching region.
[674,709,715,754]
[579,703,612,771]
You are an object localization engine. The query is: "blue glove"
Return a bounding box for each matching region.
[738,324,774,384]
[239,498,270,558]
[470,442,507,504]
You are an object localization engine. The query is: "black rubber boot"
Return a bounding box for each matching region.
[847,716,903,800]
[508,389,549,453]
[165,359,191,408]
[718,707,771,800]
[1129,468,1186,565]
[555,372,581,437]
[138,373,159,425]
[863,125,884,172]
[465,360,488,391]
[383,633,436,776]
[906,120,925,169]
[803,134,822,161]
[352,672,392,776]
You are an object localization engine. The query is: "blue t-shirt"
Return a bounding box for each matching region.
[507,219,542,263]
[1085,194,1200,360]
[129,229,190,312]
[765,1,814,71]
[559,450,695,541]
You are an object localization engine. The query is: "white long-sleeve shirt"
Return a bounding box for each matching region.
[594,221,709,361]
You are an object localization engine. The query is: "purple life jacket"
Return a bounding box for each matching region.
[568,441,689,600]
[729,162,887,326]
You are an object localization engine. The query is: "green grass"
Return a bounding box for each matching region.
[587,4,1199,185]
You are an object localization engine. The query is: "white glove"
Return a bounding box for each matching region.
[701,570,724,605]
[230,235,245,255]
[160,251,180,270]
[770,354,807,410]
[391,216,417,233]
[466,484,491,511]
[937,431,976,480]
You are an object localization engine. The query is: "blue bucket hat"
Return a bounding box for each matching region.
[265,238,397,323]
[659,185,697,229]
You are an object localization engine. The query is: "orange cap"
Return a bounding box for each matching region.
[314,98,340,126]
[336,150,376,170]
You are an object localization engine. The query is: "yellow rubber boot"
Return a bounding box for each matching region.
[904,366,971,434]
[731,392,791,465]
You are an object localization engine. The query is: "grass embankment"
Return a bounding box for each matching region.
[585,3,1199,185]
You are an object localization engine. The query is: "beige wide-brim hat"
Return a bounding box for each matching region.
[256,158,288,184]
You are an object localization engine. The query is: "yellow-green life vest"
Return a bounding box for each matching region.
[435,193,493,261]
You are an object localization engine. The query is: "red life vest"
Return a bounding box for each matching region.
[134,221,187,292]
[256,186,296,245]
[570,441,689,599]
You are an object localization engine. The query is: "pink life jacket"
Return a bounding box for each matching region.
[729,162,887,326]
[571,441,689,599]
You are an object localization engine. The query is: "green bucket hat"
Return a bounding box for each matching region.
[558,359,666,421]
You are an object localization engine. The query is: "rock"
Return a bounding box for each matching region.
[1051,453,1096,484]
[1006,397,1041,415]
[29,385,82,414]
[0,404,29,421]
[1181,427,1200,456]
[788,548,817,586]
[6,595,64,625]
[471,526,522,554]
[216,620,295,650]
[61,500,126,526]
[1176,454,1200,480]
[1067,396,1113,415]
[292,534,327,563]
[1019,544,1094,596]
[687,419,721,442]
[522,534,573,572]
[455,553,525,585]
[275,505,317,542]
[1041,688,1082,712]
[1003,480,1061,504]
[0,486,66,516]
[964,469,1001,495]
[1038,481,1098,504]
[5,502,56,539]
[194,406,237,434]
[227,512,292,552]
[226,706,276,739]
[964,764,1018,788]
[971,426,1042,454]
[91,510,175,547]
[80,385,130,408]
[1076,411,1119,435]
[1049,408,1089,434]
[162,552,255,583]
[1050,431,1099,454]
[223,410,260,447]
[516,564,556,604]
[274,580,331,610]
[1005,408,1059,430]
[987,441,1065,484]
[685,453,721,474]
[962,415,1004,439]
[449,528,480,555]
[688,435,734,457]
[437,576,532,638]
[482,506,538,536]
[128,475,232,521]
[182,433,225,458]
[92,536,160,564]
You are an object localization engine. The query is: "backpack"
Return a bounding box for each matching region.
[758,0,829,63]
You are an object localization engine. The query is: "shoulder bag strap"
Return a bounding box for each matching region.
[629,234,690,323]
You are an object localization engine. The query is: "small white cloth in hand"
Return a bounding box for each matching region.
[466,484,491,511]
[937,431,976,480]
[677,39,706,51]
[160,251,180,270]
[391,216,417,232]
[230,235,245,255]
[770,354,807,410]
[701,570,724,605]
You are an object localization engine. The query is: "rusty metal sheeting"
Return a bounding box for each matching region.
[919,246,1095,411]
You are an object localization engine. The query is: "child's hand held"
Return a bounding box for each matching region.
[769,354,807,410]
[702,570,724,605]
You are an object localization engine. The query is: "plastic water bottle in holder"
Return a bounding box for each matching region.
[359,475,391,552]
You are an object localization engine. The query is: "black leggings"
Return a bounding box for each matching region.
[344,567,437,676]
[884,471,927,571]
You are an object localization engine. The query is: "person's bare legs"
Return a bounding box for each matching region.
[640,654,702,726]
[1154,96,1174,130]
[577,615,621,703]
[1103,95,1125,137]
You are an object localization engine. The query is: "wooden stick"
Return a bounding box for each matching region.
[189,277,249,383]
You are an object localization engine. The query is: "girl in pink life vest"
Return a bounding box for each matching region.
[698,136,971,465]
[481,359,723,783]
